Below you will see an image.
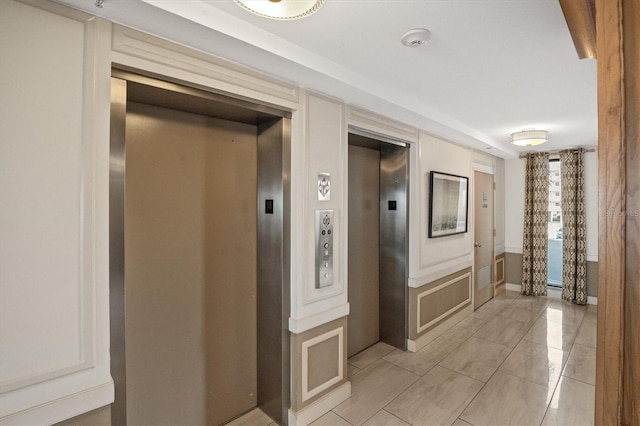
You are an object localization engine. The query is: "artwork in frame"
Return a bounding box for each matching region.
[428,171,469,238]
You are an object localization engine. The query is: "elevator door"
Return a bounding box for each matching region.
[125,102,257,425]
[348,144,380,356]
[347,136,408,357]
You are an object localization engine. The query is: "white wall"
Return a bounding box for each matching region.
[495,157,506,255]
[409,133,502,286]
[504,153,598,261]
[505,159,527,254]
[409,132,505,287]
[0,1,509,423]
[0,1,113,424]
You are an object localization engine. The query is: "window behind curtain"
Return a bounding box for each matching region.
[548,159,562,286]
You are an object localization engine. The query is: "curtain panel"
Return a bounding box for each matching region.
[521,152,550,296]
[560,148,587,304]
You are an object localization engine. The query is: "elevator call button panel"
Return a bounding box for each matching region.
[315,209,334,288]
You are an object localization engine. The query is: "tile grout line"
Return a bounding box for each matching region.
[381,408,410,426]
[329,409,353,425]
[453,296,550,423]
[538,305,590,425]
[372,363,422,424]
[344,295,592,426]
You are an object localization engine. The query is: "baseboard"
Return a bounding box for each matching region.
[287,381,351,426]
[407,304,473,352]
[505,282,597,305]
[506,282,520,292]
[0,380,114,426]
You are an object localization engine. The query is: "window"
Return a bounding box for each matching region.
[548,160,562,287]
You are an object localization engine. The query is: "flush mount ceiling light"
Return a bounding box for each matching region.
[511,129,549,146]
[401,28,431,47]
[234,0,325,20]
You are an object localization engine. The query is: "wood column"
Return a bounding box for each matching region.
[595,0,640,424]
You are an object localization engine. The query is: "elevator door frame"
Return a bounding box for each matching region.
[109,71,291,425]
[347,130,410,353]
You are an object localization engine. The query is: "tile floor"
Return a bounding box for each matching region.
[229,290,597,426]
[319,290,596,426]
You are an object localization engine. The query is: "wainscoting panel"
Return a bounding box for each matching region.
[495,253,505,295]
[409,268,473,340]
[290,317,348,413]
[302,328,343,402]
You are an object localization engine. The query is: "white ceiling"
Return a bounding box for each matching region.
[57,0,598,159]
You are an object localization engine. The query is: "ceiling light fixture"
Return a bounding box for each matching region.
[511,129,549,146]
[234,0,325,20]
[401,28,431,47]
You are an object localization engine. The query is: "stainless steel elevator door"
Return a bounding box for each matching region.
[125,102,257,426]
[348,144,381,357]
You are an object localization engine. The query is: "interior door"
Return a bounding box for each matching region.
[474,171,494,308]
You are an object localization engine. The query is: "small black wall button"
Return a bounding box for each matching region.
[265,199,274,214]
[388,200,397,211]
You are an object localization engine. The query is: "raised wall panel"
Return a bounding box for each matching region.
[302,328,343,402]
[407,268,474,352]
[0,0,113,423]
[495,255,505,285]
[495,254,506,296]
[293,92,348,329]
[0,0,87,390]
[290,317,348,414]
[410,269,472,337]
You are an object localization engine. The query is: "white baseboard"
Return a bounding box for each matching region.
[407,304,474,352]
[0,380,113,426]
[288,381,351,426]
[505,283,597,305]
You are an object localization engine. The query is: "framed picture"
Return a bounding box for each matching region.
[428,171,469,238]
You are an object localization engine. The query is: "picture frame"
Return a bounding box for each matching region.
[428,171,469,238]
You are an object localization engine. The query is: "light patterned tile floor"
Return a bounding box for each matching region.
[327,290,596,426]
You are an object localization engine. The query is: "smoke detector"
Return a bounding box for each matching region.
[401,28,431,47]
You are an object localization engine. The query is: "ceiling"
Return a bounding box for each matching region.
[57,0,598,159]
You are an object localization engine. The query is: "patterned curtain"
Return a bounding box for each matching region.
[521,152,549,296]
[560,149,587,304]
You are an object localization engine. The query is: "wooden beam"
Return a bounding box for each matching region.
[621,0,640,422]
[595,0,624,421]
[595,0,640,424]
[560,0,597,59]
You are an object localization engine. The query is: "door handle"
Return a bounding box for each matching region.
[474,242,482,248]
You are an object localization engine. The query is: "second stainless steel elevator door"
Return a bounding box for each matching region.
[348,144,381,357]
[347,135,408,357]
